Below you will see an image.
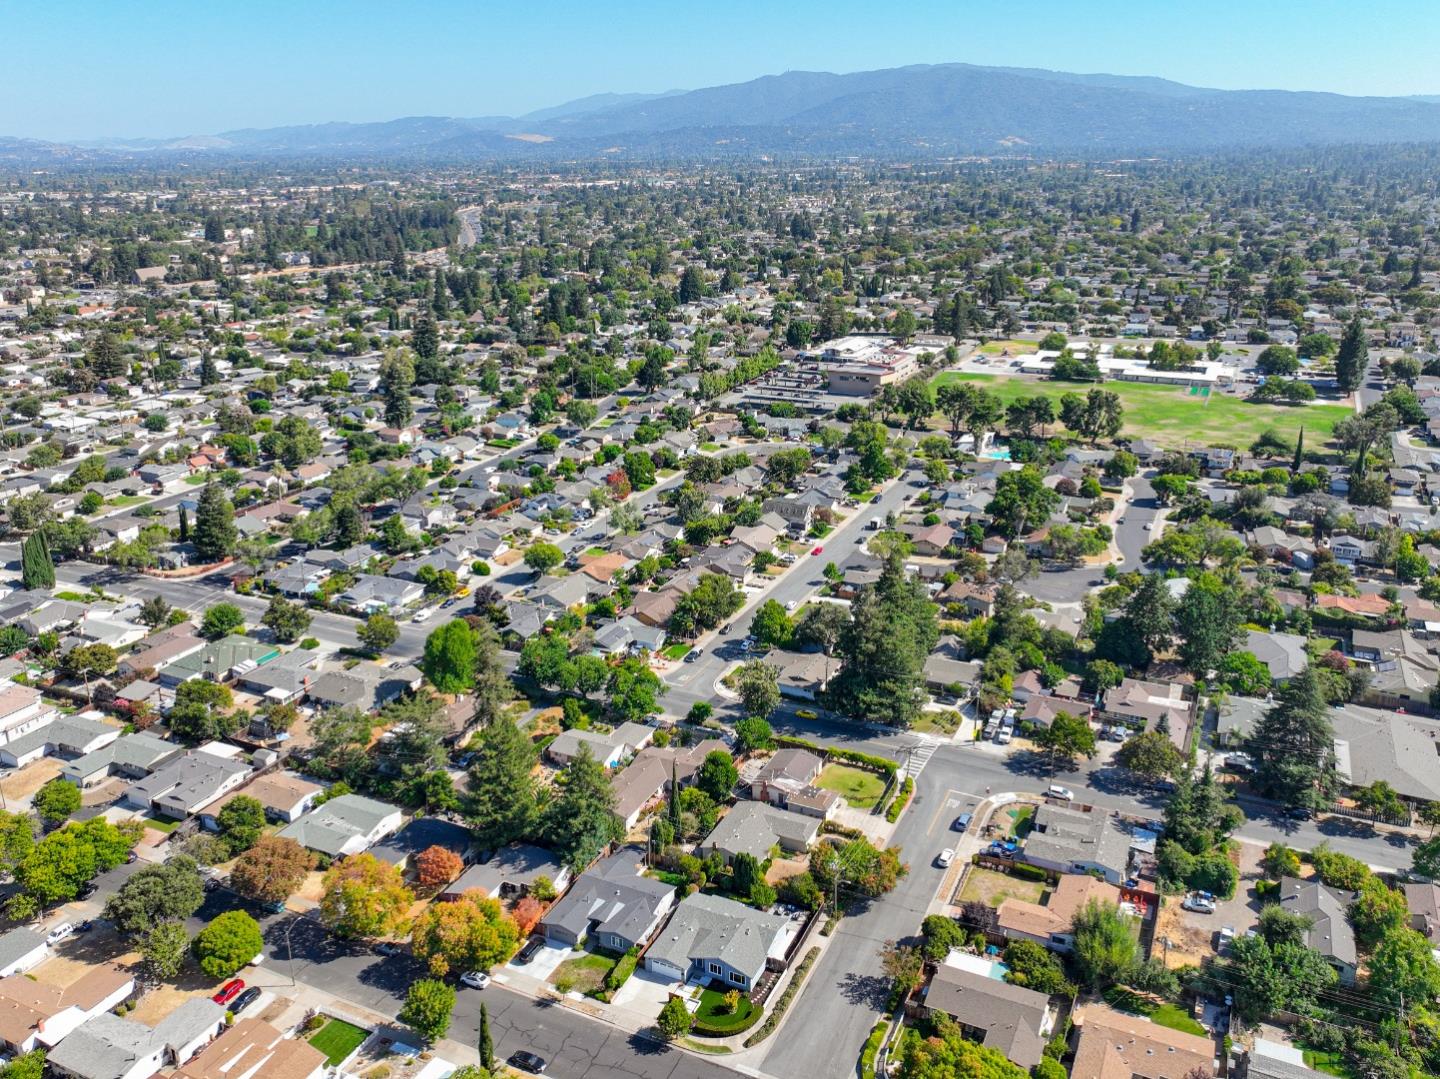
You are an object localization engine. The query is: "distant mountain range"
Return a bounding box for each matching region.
[18,63,1440,164]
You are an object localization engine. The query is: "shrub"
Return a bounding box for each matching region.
[885,778,914,823]
[860,1022,887,1079]
[1310,844,1372,891]
[1010,863,1050,882]
[605,948,639,992]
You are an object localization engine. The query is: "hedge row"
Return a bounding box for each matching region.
[885,778,915,823]
[743,946,821,1048]
[1009,862,1051,882]
[772,735,898,777]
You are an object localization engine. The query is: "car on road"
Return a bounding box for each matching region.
[684,650,699,662]
[508,1052,547,1074]
[76,881,98,900]
[46,923,74,945]
[1181,894,1216,914]
[936,849,955,868]
[1143,522,1153,531]
[1287,806,1315,820]
[811,546,824,555]
[952,813,972,833]
[411,609,434,624]
[74,920,93,934]
[460,971,491,990]
[795,709,818,720]
[231,987,261,1014]
[212,980,245,1006]
[1047,785,1074,801]
[515,937,545,964]
[373,941,405,957]
[785,600,797,611]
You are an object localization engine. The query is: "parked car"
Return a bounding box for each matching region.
[936,849,955,868]
[1047,785,1075,801]
[231,987,261,1014]
[1181,894,1217,914]
[1217,926,1236,953]
[508,1052,547,1074]
[46,923,74,946]
[984,840,1019,857]
[73,921,93,934]
[811,546,824,556]
[212,980,245,1006]
[515,937,545,964]
[460,971,491,990]
[952,813,973,833]
[1287,806,1315,821]
[373,941,405,957]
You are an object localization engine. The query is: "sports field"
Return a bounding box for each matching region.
[929,371,1351,448]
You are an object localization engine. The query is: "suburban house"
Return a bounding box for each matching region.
[540,850,676,952]
[0,965,134,1055]
[1070,1005,1216,1079]
[304,664,422,713]
[276,793,403,858]
[609,739,729,829]
[1102,678,1192,745]
[156,636,280,687]
[121,748,252,819]
[545,723,653,769]
[994,874,1129,953]
[921,960,1055,1071]
[1020,803,1137,884]
[203,771,322,824]
[696,801,821,864]
[643,892,795,991]
[48,998,225,1079]
[1279,876,1358,985]
[1243,629,1310,683]
[0,929,48,978]
[0,682,58,748]
[441,843,571,901]
[62,732,183,789]
[0,715,119,769]
[749,748,839,818]
[172,1019,327,1079]
[1406,882,1440,943]
[117,624,204,680]
[372,816,476,873]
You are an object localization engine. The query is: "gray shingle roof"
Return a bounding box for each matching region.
[645,892,788,983]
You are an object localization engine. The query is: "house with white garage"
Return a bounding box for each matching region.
[0,714,119,769]
[122,747,252,820]
[0,928,48,978]
[644,892,795,992]
[541,851,675,953]
[46,998,227,1079]
[0,682,58,748]
[277,793,403,858]
[0,964,134,1055]
[62,731,183,789]
[696,801,820,865]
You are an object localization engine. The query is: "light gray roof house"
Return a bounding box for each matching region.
[63,731,182,787]
[697,801,820,863]
[123,751,252,819]
[643,892,791,991]
[1279,875,1358,983]
[47,1012,164,1079]
[1020,804,1135,884]
[0,928,47,977]
[276,793,402,858]
[922,963,1053,1070]
[151,997,226,1063]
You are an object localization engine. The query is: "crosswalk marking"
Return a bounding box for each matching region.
[900,736,940,779]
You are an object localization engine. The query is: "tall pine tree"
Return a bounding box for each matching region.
[1334,316,1368,394]
[464,717,537,850]
[21,531,54,590]
[1248,666,1338,809]
[192,484,236,563]
[479,1003,494,1072]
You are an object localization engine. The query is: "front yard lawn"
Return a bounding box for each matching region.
[105,495,148,507]
[662,644,692,660]
[913,710,960,735]
[550,950,618,995]
[694,987,759,1033]
[815,763,886,809]
[1000,804,1035,838]
[308,1018,369,1066]
[141,814,181,833]
[957,867,1046,908]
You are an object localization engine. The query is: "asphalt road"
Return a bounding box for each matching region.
[1016,474,1158,604]
[662,469,917,717]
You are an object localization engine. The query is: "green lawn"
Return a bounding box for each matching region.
[105,495,148,507]
[141,814,181,833]
[551,950,618,995]
[183,474,209,486]
[913,710,961,735]
[695,987,759,1032]
[308,1018,370,1066]
[662,644,692,660]
[929,371,1351,448]
[957,866,1047,907]
[1103,988,1208,1037]
[1301,1048,1356,1078]
[1000,804,1036,838]
[815,763,887,809]
[700,442,721,452]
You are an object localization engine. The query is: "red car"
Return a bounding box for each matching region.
[811,546,824,556]
[212,979,245,1006]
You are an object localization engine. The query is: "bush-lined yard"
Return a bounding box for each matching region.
[308,1019,369,1066]
[815,763,886,809]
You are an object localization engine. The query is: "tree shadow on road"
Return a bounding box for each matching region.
[626,1030,671,1056]
[838,970,890,1008]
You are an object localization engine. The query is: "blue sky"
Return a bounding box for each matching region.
[10,0,1440,139]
